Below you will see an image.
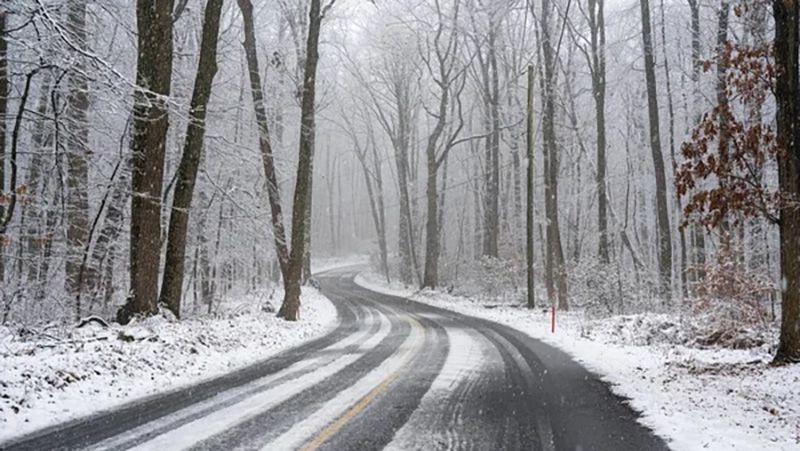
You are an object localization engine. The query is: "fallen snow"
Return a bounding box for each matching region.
[355,272,800,451]
[0,286,338,443]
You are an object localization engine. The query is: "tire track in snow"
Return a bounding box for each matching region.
[261,310,426,450]
[118,305,393,451]
[184,297,411,450]
[384,324,504,451]
[88,304,382,451]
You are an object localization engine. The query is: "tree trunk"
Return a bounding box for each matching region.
[588,0,610,266]
[526,66,536,309]
[687,0,706,286]
[396,97,416,285]
[773,0,800,363]
[0,10,8,286]
[64,0,91,316]
[639,0,673,302]
[423,149,441,288]
[160,0,224,318]
[23,75,53,296]
[86,159,129,303]
[716,0,732,237]
[278,0,327,321]
[302,159,314,284]
[541,0,569,309]
[118,0,175,325]
[237,0,290,280]
[659,0,687,298]
[421,50,455,288]
[482,26,500,259]
[370,138,390,283]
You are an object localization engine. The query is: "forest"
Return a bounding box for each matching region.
[0,0,798,363]
[1,0,800,448]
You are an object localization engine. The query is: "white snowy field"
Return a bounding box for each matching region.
[0,286,338,443]
[356,272,800,451]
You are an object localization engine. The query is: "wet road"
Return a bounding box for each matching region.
[2,268,669,450]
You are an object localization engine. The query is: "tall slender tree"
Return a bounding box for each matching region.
[422,0,465,288]
[64,0,91,316]
[160,0,225,318]
[686,0,706,285]
[117,0,176,324]
[0,9,8,285]
[526,65,535,309]
[587,0,608,264]
[639,0,673,301]
[540,0,569,309]
[278,0,333,320]
[237,0,290,280]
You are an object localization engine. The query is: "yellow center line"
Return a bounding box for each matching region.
[301,315,424,451]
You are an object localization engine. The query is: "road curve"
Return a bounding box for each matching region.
[2,268,669,451]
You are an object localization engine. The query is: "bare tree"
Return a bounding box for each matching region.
[526,65,535,308]
[278,0,333,320]
[773,0,800,363]
[639,0,673,302]
[117,0,176,324]
[64,0,91,317]
[538,0,569,309]
[0,9,8,285]
[420,0,467,288]
[160,0,225,318]
[686,0,706,284]
[237,0,290,279]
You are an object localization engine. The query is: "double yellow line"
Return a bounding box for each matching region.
[301,315,424,451]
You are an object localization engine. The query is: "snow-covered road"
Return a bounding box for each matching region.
[2,268,667,451]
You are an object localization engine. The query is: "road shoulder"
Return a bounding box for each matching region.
[0,286,338,444]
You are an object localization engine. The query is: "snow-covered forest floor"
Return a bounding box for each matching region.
[355,272,800,451]
[0,287,337,442]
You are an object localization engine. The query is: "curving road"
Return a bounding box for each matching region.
[2,268,669,451]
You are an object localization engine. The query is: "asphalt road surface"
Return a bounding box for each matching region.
[2,268,670,451]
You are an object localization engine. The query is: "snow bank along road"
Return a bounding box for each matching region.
[2,268,669,451]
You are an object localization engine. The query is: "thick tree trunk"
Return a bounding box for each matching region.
[237,0,290,280]
[118,0,175,324]
[773,0,800,363]
[278,0,326,321]
[64,0,91,314]
[639,0,673,302]
[160,0,224,318]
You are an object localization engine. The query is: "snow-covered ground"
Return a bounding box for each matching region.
[356,272,800,451]
[0,287,338,442]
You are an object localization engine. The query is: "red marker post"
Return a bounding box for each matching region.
[551,304,556,333]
